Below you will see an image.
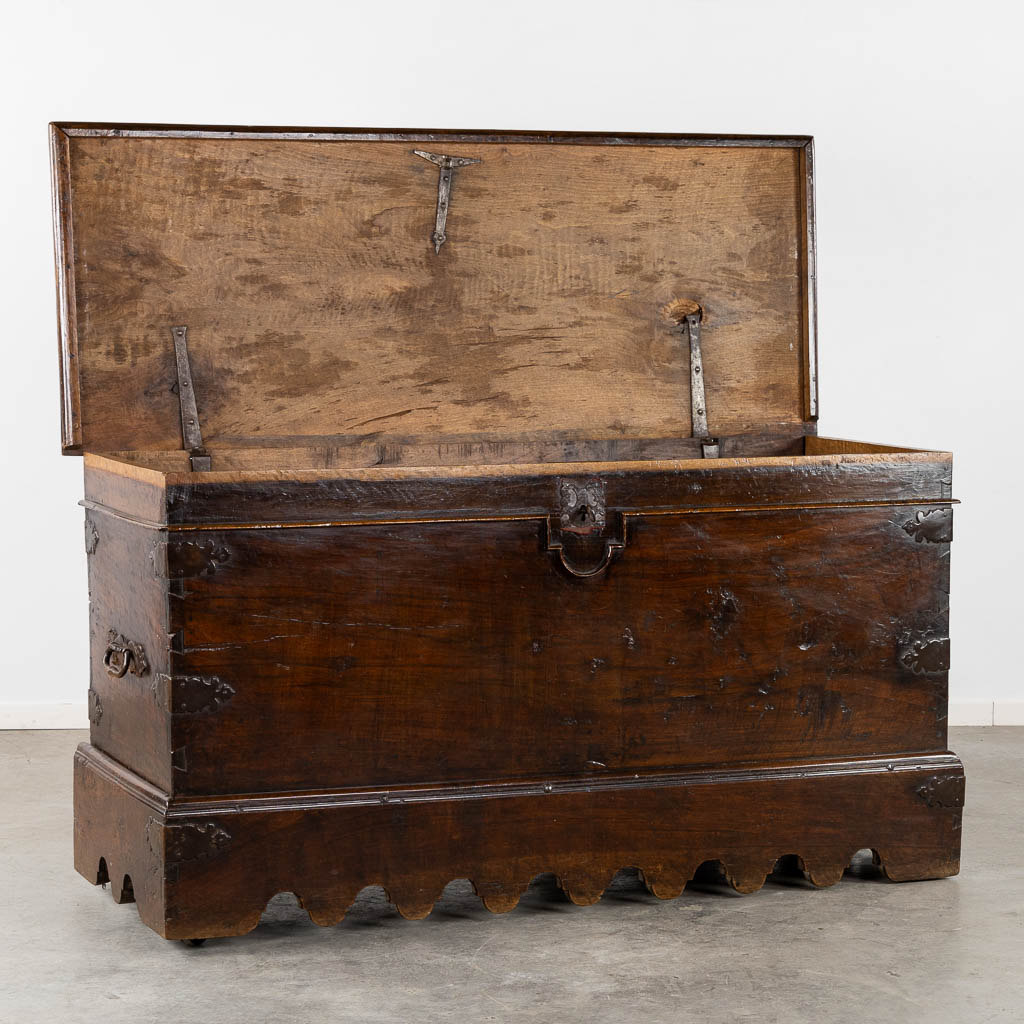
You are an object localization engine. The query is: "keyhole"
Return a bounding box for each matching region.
[573,504,593,526]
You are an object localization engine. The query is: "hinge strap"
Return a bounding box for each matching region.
[170,326,211,471]
[685,313,720,459]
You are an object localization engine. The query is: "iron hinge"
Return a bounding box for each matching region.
[170,326,211,471]
[413,150,481,253]
[683,311,720,459]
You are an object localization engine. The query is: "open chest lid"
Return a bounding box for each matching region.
[51,124,818,468]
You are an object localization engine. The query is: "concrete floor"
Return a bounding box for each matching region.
[1,729,1021,1024]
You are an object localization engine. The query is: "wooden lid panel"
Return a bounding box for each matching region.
[52,127,815,455]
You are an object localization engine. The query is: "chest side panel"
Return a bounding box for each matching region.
[165,503,951,796]
[85,511,172,791]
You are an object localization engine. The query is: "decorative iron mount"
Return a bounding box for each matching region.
[547,478,626,579]
[413,150,481,253]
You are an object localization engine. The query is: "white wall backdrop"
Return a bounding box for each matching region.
[2,0,1021,726]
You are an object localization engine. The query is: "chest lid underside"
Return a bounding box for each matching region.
[51,125,817,466]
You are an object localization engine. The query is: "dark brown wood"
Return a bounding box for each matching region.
[57,125,813,144]
[76,444,961,941]
[83,506,171,791]
[50,124,81,450]
[74,742,964,940]
[84,497,952,798]
[58,124,961,943]
[81,442,951,526]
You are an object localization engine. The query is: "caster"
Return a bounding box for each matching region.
[182,938,206,947]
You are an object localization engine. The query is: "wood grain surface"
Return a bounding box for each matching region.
[61,126,960,945]
[161,505,951,796]
[55,129,813,456]
[75,743,965,940]
[83,473,953,801]
[81,442,951,525]
[84,507,171,791]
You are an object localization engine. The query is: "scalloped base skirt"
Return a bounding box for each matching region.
[73,743,964,941]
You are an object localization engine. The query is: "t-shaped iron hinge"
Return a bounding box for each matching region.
[413,150,481,253]
[170,326,211,471]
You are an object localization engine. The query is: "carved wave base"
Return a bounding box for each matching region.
[73,743,965,942]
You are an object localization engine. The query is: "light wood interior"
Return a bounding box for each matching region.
[92,437,935,480]
[55,129,815,458]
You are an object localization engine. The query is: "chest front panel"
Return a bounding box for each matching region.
[105,503,955,797]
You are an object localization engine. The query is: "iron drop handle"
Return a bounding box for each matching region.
[103,632,148,678]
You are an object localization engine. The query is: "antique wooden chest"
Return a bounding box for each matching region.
[52,124,963,942]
